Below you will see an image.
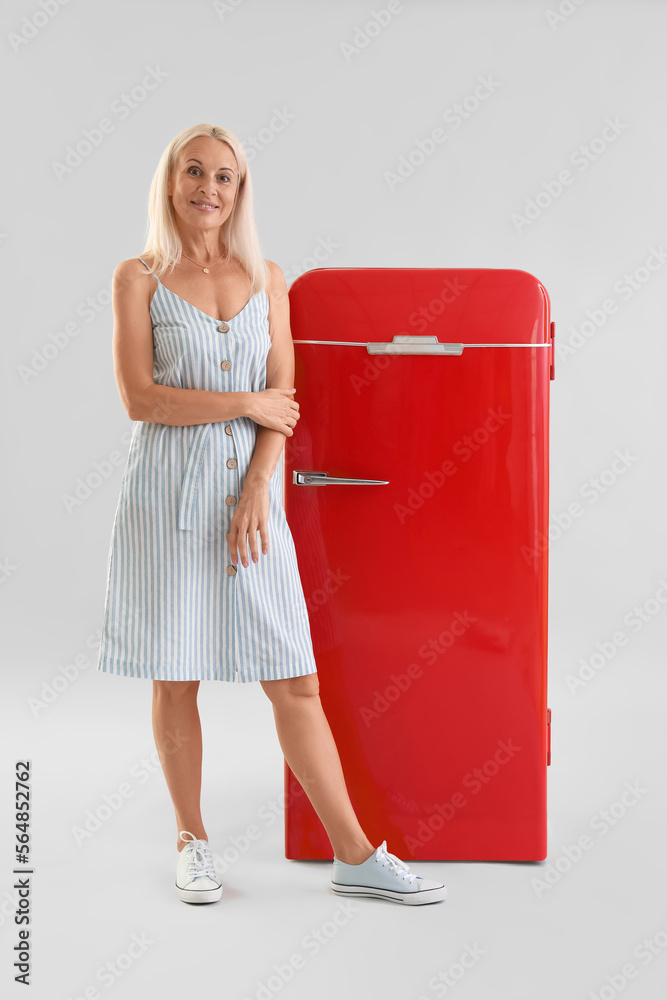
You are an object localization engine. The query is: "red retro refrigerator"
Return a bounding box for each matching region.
[282,268,554,861]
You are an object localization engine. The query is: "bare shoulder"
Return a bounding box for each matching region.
[114,255,154,286]
[264,259,288,301]
[263,260,291,349]
[112,257,157,309]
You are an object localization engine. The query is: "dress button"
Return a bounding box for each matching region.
[226,458,237,469]
[220,360,232,371]
[218,322,230,333]
[224,424,233,435]
[226,495,237,506]
[226,564,237,576]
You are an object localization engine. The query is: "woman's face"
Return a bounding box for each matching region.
[167,136,239,232]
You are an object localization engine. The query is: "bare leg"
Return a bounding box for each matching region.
[151,680,208,853]
[260,673,375,864]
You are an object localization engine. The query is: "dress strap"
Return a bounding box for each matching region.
[137,257,159,284]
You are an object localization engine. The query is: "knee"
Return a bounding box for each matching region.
[261,672,320,704]
[152,679,200,701]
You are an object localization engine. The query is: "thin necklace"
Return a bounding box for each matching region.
[180,248,228,274]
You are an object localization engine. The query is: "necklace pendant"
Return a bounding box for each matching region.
[203,267,210,274]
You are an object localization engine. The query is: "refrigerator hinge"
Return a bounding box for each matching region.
[546,707,552,765]
[549,322,556,380]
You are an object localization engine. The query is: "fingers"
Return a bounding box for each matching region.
[226,529,238,567]
[279,409,299,435]
[228,524,251,568]
[259,520,269,557]
[227,516,269,567]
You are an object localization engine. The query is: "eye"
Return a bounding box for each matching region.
[187,166,231,182]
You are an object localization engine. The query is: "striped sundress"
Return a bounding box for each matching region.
[95,257,318,683]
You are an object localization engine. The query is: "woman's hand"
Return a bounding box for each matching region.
[226,474,270,568]
[248,387,300,435]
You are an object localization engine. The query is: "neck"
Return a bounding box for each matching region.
[179,230,227,264]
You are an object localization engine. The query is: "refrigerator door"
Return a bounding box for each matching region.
[283,268,552,861]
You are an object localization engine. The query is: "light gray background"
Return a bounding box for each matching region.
[2,0,666,997]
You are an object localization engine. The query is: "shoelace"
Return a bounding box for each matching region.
[377,841,418,884]
[180,833,217,882]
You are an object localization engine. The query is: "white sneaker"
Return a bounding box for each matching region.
[175,830,223,904]
[331,840,447,905]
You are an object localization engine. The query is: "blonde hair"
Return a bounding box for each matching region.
[139,123,268,295]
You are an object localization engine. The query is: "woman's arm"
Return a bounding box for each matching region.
[244,260,296,485]
[228,260,299,567]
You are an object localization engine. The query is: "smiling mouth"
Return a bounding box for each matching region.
[191,201,218,209]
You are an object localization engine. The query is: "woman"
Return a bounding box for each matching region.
[96,122,446,906]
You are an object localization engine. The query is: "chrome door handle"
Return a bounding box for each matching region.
[293,470,390,486]
[367,335,464,355]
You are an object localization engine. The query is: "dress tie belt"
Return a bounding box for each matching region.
[178,424,213,531]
